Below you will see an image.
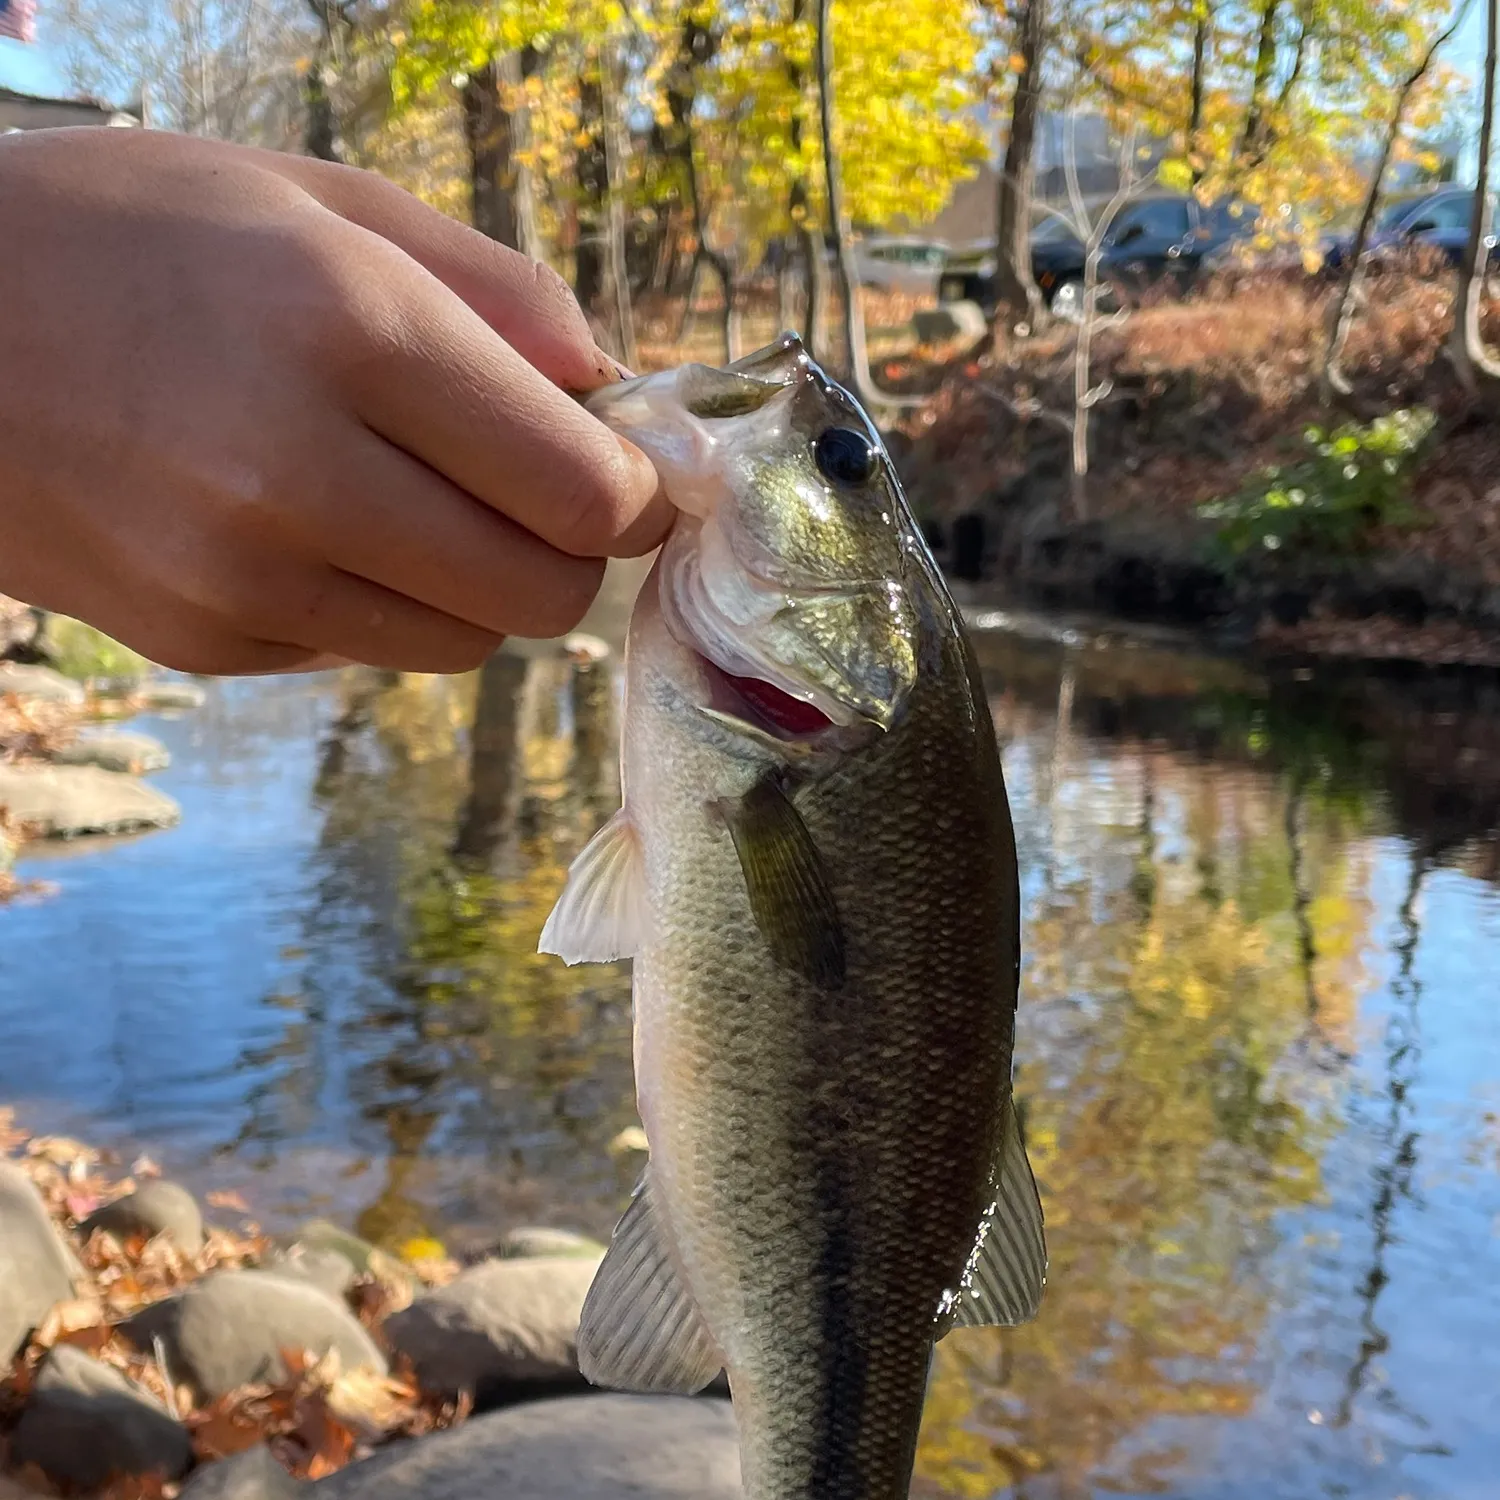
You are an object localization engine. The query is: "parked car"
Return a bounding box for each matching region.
[1319,186,1497,274]
[852,235,949,294]
[939,193,1268,320]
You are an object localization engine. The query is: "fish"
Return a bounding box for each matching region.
[538,332,1045,1499]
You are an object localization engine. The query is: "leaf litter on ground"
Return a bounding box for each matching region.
[0,1110,471,1495]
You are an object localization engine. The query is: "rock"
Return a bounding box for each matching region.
[121,1271,387,1401]
[179,1447,306,1500]
[0,663,84,706]
[494,1227,606,1261]
[913,301,989,344]
[81,1180,204,1254]
[137,679,207,711]
[0,598,41,662]
[318,1395,741,1500]
[383,1255,600,1401]
[291,1219,414,1291]
[9,1343,194,1488]
[0,1161,77,1361]
[560,632,611,664]
[262,1242,357,1300]
[53,730,171,774]
[0,764,180,839]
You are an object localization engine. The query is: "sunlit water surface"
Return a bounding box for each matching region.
[5,573,1500,1499]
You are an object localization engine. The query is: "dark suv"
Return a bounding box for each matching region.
[939,192,1264,320]
[1319,186,1496,274]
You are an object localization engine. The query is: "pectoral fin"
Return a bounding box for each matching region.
[716,774,846,989]
[938,1096,1047,1333]
[538,808,645,965]
[577,1168,724,1395]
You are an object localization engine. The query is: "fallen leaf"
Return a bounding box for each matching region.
[608,1125,649,1156]
[33,1296,106,1348]
[397,1235,446,1265]
[56,1322,116,1355]
[205,1190,250,1213]
[131,1155,162,1179]
[63,1191,101,1220]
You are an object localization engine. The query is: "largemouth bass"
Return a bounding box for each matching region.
[539,333,1045,1499]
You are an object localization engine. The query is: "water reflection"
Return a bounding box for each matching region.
[3,605,1500,1495]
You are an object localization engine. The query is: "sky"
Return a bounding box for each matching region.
[0,35,69,98]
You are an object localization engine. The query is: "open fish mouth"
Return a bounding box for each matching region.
[701,657,839,740]
[655,520,900,743]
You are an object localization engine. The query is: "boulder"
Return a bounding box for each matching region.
[0,1161,77,1361]
[121,1271,386,1401]
[0,764,180,839]
[53,730,171,774]
[137,680,207,711]
[261,1242,358,1300]
[494,1227,605,1261]
[179,1447,306,1500]
[317,1395,742,1500]
[81,1180,204,1254]
[383,1255,600,1402]
[9,1343,194,1488]
[0,598,41,662]
[291,1219,413,1290]
[0,663,84,706]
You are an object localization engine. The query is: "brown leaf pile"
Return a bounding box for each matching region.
[0,696,77,766]
[0,1112,470,1497]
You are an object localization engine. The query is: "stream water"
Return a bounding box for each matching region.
[3,568,1499,1499]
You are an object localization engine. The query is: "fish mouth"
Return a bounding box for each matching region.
[698,656,840,741]
[655,518,894,740]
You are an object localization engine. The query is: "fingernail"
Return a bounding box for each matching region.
[598,349,636,381]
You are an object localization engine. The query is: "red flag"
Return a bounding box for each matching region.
[0,0,37,44]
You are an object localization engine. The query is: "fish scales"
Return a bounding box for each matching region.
[540,333,1044,1500]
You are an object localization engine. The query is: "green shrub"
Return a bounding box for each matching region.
[44,615,150,685]
[1198,407,1436,559]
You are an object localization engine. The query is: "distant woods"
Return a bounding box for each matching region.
[49,0,1488,376]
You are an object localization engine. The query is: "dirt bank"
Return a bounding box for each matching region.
[890,274,1500,666]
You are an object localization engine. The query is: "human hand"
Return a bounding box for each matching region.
[0,128,668,675]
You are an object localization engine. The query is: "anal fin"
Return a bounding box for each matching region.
[938,1096,1047,1334]
[538,808,645,965]
[578,1167,724,1395]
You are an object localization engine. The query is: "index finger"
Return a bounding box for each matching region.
[263,151,627,397]
[334,220,670,560]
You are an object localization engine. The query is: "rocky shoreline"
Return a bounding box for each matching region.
[0,1112,738,1499]
[0,649,202,903]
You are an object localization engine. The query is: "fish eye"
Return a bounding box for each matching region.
[813,426,879,486]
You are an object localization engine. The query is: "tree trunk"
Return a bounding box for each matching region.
[817,0,857,374]
[1325,12,1464,397]
[462,50,539,256]
[303,0,346,162]
[788,0,824,353]
[1451,0,1500,390]
[664,18,739,362]
[574,67,610,315]
[993,0,1047,335]
[601,48,639,371]
[1188,7,1208,178]
[1238,0,1281,161]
